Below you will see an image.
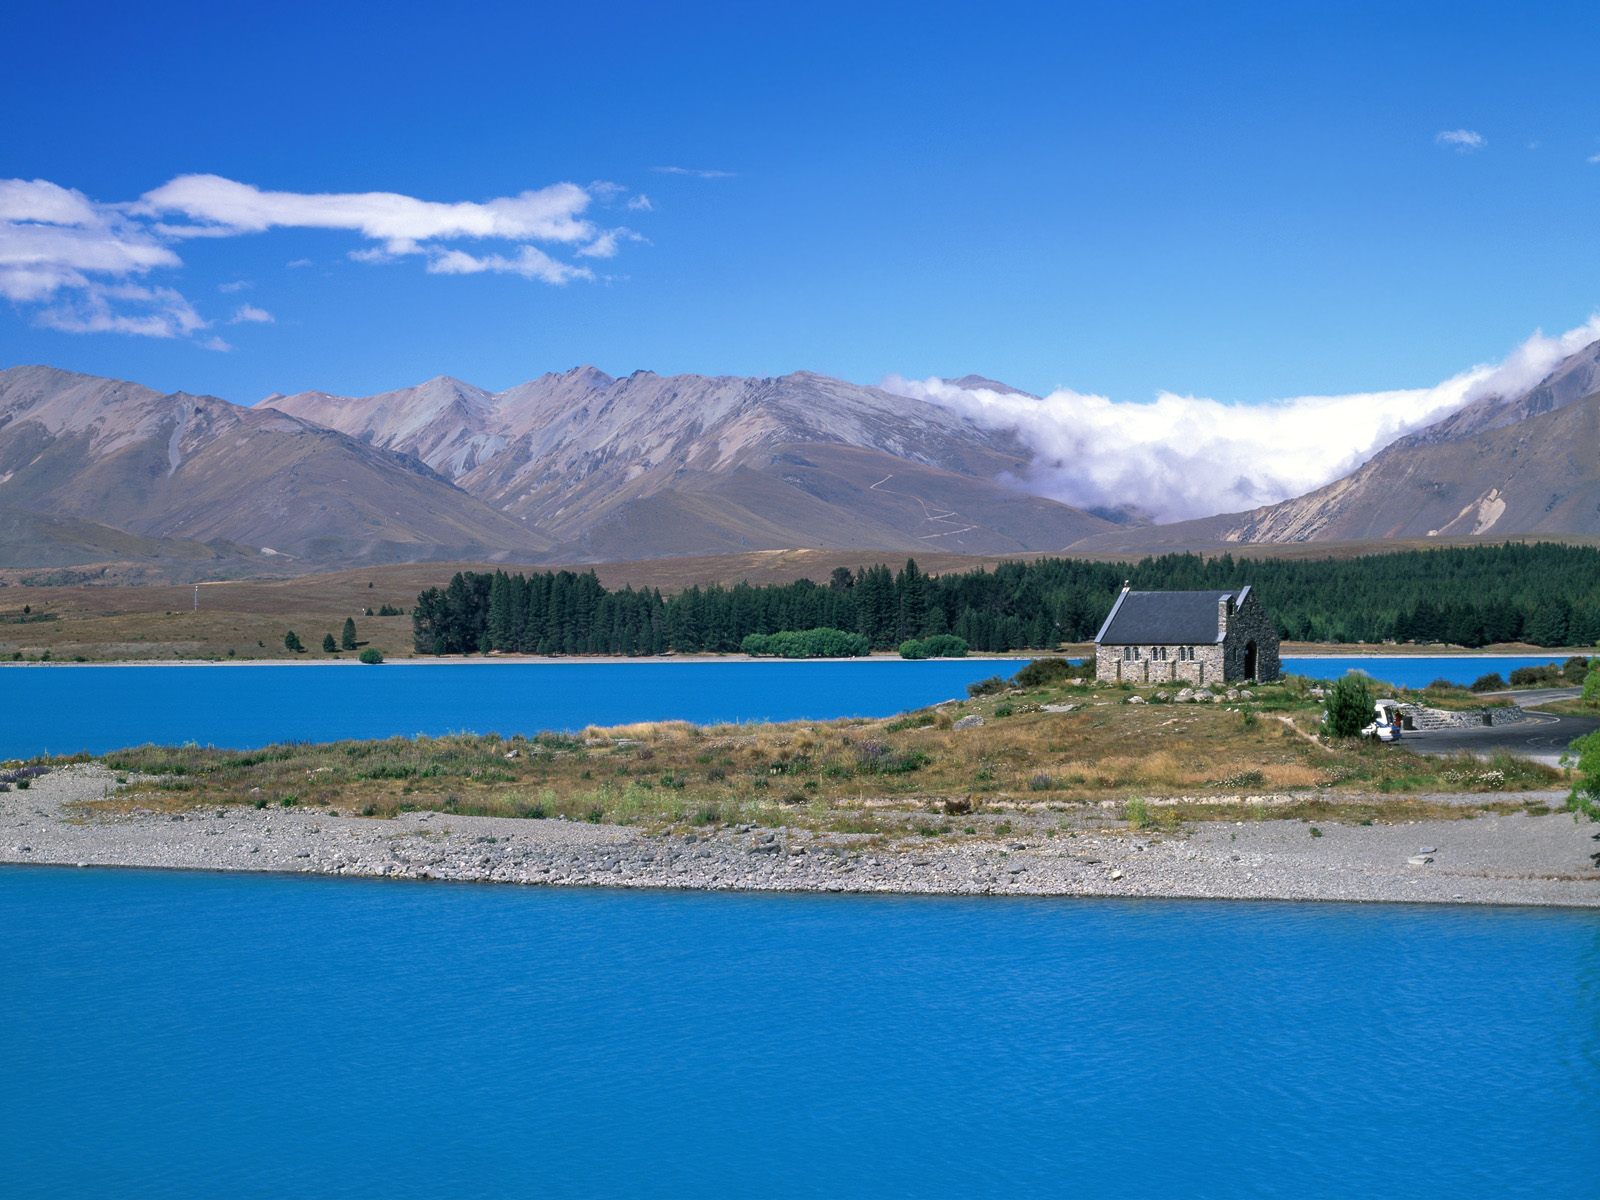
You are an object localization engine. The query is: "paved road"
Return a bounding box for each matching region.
[1403,708,1599,765]
[1481,686,1584,708]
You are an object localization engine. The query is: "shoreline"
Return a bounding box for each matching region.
[6,765,1596,908]
[0,654,1036,669]
[5,857,1595,912]
[0,649,1583,669]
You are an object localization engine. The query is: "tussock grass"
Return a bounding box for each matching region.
[65,676,1565,836]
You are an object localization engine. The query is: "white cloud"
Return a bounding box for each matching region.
[0,179,180,304]
[138,175,599,245]
[885,317,1600,524]
[626,194,653,212]
[1435,129,1486,152]
[34,282,206,339]
[575,228,645,259]
[218,279,251,293]
[285,257,313,268]
[1588,153,1600,165]
[229,304,274,324]
[0,172,648,338]
[426,246,593,285]
[653,166,736,178]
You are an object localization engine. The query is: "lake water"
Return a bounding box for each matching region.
[1,867,1595,1198]
[0,659,1027,759]
[0,655,1576,759]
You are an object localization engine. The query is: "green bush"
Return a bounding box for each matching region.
[967,676,1008,698]
[1567,730,1600,820]
[1322,673,1376,738]
[322,633,338,653]
[1470,672,1507,693]
[358,648,384,665]
[1012,657,1082,687]
[898,634,968,659]
[741,628,871,658]
[283,631,304,653]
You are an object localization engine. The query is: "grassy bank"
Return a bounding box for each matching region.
[61,672,1563,840]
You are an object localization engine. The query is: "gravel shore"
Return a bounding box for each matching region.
[3,764,1597,906]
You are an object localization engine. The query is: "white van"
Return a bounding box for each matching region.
[1361,699,1404,742]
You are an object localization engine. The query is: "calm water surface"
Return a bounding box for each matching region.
[0,659,1027,758]
[0,655,1576,759]
[1,867,1596,1198]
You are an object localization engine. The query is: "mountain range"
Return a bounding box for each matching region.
[2,336,1598,575]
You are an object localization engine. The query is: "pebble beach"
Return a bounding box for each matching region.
[4,764,1597,907]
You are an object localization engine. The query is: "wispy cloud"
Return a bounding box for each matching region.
[285,257,313,269]
[0,173,651,338]
[1435,128,1486,152]
[229,303,274,324]
[425,246,593,285]
[885,318,1600,524]
[1588,153,1600,165]
[653,166,736,179]
[218,279,251,293]
[626,194,653,212]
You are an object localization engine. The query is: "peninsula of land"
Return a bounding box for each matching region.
[5,666,1596,906]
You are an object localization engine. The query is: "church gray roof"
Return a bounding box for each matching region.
[1095,587,1251,645]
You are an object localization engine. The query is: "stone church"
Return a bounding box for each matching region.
[1094,584,1281,684]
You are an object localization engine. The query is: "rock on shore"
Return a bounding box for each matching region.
[2,765,1598,907]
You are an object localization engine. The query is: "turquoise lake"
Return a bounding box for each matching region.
[2,867,1596,1198]
[0,655,1573,759]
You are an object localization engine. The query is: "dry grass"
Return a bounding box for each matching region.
[58,675,1566,839]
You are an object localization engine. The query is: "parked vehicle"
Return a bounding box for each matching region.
[1361,698,1404,742]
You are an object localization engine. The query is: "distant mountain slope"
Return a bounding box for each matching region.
[1076,339,1600,551]
[264,368,1116,558]
[0,365,551,566]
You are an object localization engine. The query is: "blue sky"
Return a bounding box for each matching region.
[3,0,1598,407]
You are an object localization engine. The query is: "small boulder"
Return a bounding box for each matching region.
[1126,695,1146,705]
[952,714,984,730]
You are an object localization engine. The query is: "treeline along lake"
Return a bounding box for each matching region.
[411,542,1600,655]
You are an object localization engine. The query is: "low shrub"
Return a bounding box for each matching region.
[1012,657,1082,688]
[967,676,1007,698]
[1470,672,1507,693]
[358,648,384,664]
[742,628,871,658]
[1322,673,1375,738]
[898,634,968,659]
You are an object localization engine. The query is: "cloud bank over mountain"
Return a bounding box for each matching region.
[886,317,1600,523]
